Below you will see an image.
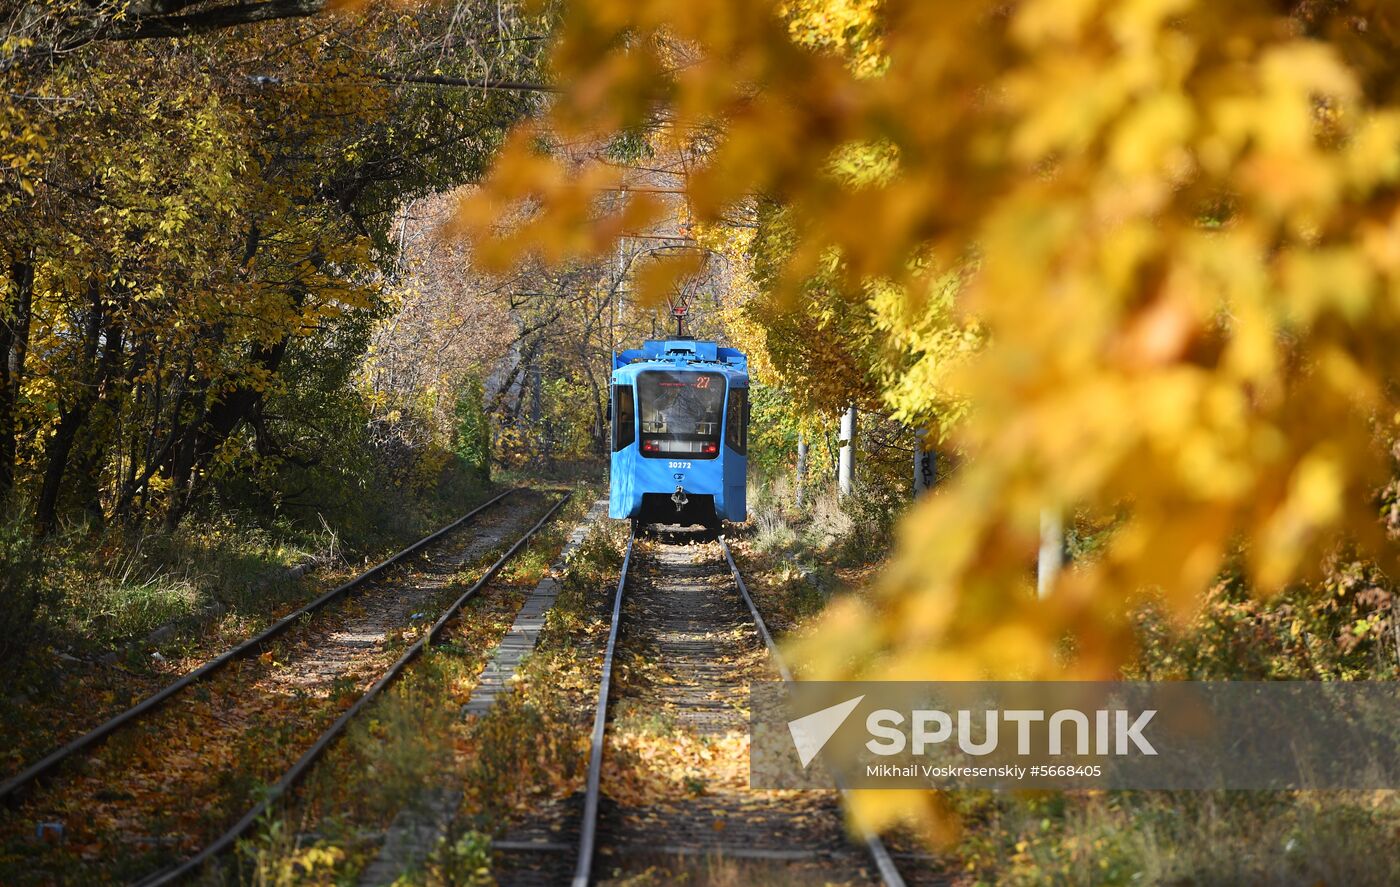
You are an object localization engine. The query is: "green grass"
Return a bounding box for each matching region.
[45,520,310,653]
[955,790,1400,886]
[12,461,495,660]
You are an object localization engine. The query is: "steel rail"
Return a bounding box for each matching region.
[572,531,905,887]
[0,488,518,807]
[719,536,907,887]
[135,492,573,887]
[571,527,634,887]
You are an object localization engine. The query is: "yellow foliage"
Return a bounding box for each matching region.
[455,0,1400,836]
[781,0,886,77]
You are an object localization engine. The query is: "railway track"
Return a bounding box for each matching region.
[0,488,571,885]
[491,528,919,886]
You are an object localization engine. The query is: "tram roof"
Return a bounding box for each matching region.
[611,339,749,383]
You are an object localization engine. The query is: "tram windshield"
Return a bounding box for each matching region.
[637,371,726,458]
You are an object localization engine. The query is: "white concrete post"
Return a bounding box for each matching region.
[1037,509,1063,600]
[838,405,857,499]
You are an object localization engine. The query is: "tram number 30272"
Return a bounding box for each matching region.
[668,461,693,470]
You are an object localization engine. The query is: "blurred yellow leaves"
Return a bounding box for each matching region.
[453,0,1400,832]
[449,125,665,273]
[633,251,705,308]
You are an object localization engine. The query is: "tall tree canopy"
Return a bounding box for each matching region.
[0,1,546,530]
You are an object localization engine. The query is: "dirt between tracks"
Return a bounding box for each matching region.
[0,490,552,886]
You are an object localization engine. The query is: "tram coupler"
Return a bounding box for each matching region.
[671,485,689,511]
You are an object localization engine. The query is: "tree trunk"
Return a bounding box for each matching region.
[35,412,81,535]
[158,219,268,527]
[70,322,127,526]
[583,360,605,456]
[0,254,34,501]
[36,282,104,535]
[838,405,857,499]
[167,334,290,528]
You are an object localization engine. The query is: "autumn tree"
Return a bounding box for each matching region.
[0,0,547,532]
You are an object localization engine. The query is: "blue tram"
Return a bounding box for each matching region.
[609,338,749,528]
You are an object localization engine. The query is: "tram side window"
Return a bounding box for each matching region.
[613,384,635,451]
[725,388,747,455]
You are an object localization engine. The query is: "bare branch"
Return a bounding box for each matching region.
[370,72,556,92]
[104,0,327,41]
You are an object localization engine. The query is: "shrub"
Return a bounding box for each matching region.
[1128,558,1400,682]
[837,480,905,564]
[0,509,46,664]
[751,507,798,554]
[453,374,491,481]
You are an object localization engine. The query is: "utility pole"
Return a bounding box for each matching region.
[838,405,857,499]
[913,427,936,497]
[795,433,808,507]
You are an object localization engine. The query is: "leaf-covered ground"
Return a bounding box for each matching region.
[0,489,564,885]
[233,489,610,884]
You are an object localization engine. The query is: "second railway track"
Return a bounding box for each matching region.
[492,528,917,886]
[0,487,571,885]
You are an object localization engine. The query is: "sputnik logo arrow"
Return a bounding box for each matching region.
[788,695,864,768]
